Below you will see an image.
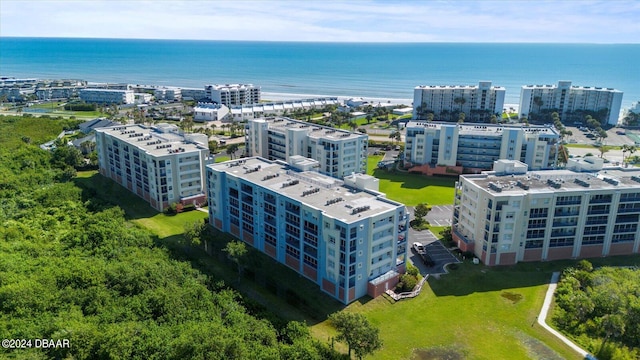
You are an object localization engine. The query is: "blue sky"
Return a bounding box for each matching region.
[1,0,638,43]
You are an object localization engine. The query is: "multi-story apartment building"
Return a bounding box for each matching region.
[79,88,135,104]
[519,81,623,125]
[95,123,210,211]
[154,87,182,102]
[206,156,408,304]
[228,98,340,121]
[452,159,640,266]
[205,84,260,106]
[404,121,559,171]
[413,81,505,122]
[245,117,368,179]
[180,88,208,101]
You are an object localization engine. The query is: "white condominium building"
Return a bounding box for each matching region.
[205,84,260,106]
[154,87,182,102]
[413,81,506,121]
[95,123,210,211]
[404,121,559,171]
[453,160,640,266]
[519,81,623,126]
[229,98,340,121]
[245,117,368,179]
[79,88,135,104]
[206,156,409,304]
[193,103,230,122]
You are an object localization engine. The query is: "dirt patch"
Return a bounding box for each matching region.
[411,346,466,360]
[501,291,523,303]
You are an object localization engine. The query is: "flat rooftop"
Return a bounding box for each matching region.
[208,157,402,222]
[406,121,559,136]
[464,168,640,195]
[261,118,365,141]
[98,124,207,157]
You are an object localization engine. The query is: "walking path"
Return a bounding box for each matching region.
[537,272,590,358]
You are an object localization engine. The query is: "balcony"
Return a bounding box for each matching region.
[556,200,581,206]
[554,211,579,217]
[552,221,577,227]
[618,207,640,214]
[620,196,640,203]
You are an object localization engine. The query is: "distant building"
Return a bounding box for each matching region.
[193,103,230,122]
[245,117,368,178]
[78,118,120,133]
[79,88,135,104]
[134,93,153,104]
[205,84,260,106]
[404,121,559,171]
[229,98,339,121]
[154,87,182,102]
[180,88,208,101]
[95,123,210,211]
[519,81,623,126]
[413,81,505,122]
[86,82,131,90]
[206,156,409,304]
[453,160,640,265]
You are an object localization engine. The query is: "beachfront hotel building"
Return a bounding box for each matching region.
[403,121,559,171]
[206,156,409,304]
[413,81,506,122]
[452,159,640,266]
[79,88,135,104]
[245,117,368,179]
[205,84,261,106]
[519,81,623,126]
[95,123,210,211]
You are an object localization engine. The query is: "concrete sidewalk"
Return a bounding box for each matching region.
[538,272,591,358]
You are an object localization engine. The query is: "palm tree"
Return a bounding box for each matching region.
[389,130,401,144]
[454,97,466,113]
[622,144,637,164]
[427,113,434,122]
[533,96,544,113]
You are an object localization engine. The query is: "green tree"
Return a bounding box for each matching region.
[454,97,466,112]
[224,240,247,282]
[329,312,382,360]
[414,203,430,225]
[226,143,239,159]
[184,219,208,252]
[208,140,219,154]
[533,96,544,113]
[389,130,401,144]
[622,144,636,164]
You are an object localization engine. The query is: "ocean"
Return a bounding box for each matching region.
[1,37,638,108]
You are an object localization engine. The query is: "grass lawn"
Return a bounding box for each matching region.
[215,155,231,163]
[367,155,457,206]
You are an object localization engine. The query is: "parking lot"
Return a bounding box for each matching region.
[425,205,454,226]
[410,239,460,275]
[566,126,636,146]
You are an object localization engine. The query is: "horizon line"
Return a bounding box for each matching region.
[2,35,638,45]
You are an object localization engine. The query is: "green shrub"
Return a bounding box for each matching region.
[396,274,418,292]
[406,262,419,277]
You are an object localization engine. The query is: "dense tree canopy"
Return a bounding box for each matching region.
[0,116,341,359]
[553,260,640,359]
